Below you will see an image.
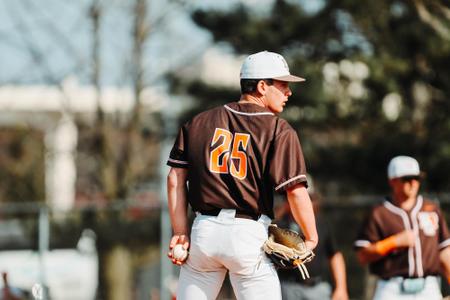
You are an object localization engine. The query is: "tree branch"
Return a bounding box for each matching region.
[413,0,450,41]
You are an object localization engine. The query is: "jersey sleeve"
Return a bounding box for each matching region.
[270,122,307,193]
[354,209,381,249]
[167,125,189,168]
[437,207,450,250]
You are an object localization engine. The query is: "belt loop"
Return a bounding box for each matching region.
[258,214,272,226]
[217,209,236,220]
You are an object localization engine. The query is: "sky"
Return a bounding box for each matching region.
[0,0,210,86]
[0,0,326,87]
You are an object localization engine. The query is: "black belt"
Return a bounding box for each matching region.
[198,208,260,221]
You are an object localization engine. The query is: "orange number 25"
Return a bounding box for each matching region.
[210,128,250,180]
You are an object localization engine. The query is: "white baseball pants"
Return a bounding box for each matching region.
[373,276,442,300]
[176,209,282,300]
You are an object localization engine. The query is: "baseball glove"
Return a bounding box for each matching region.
[262,224,315,280]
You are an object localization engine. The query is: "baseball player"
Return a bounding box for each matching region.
[354,155,450,299]
[166,51,318,300]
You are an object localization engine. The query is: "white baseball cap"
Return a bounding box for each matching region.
[240,51,305,82]
[387,156,421,179]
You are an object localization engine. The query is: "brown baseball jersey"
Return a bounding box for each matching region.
[354,196,450,279]
[167,102,308,219]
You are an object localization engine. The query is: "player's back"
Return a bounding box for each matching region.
[182,102,304,218]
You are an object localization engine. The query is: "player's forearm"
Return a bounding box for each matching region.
[357,228,418,264]
[357,235,398,264]
[440,247,450,284]
[286,184,318,249]
[167,167,189,235]
[330,252,349,297]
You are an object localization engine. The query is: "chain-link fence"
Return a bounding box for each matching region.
[0,194,449,300]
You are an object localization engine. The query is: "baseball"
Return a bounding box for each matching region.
[172,244,188,261]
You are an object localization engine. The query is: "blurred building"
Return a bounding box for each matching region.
[0,79,166,211]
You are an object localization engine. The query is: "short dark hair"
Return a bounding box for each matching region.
[240,79,274,94]
[400,175,421,182]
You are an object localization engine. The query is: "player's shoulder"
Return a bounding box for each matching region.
[421,197,441,212]
[187,105,227,125]
[276,117,293,128]
[274,117,297,134]
[367,198,392,217]
[197,104,225,118]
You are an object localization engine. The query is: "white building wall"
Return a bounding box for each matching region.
[0,80,165,211]
[44,116,78,212]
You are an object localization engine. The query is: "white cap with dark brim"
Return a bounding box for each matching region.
[387,156,421,179]
[240,51,305,82]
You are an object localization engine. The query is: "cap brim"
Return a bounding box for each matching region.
[389,171,425,180]
[273,74,306,82]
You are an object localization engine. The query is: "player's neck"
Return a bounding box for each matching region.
[392,194,417,210]
[239,94,265,108]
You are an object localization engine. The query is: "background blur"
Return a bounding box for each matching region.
[0,0,449,299]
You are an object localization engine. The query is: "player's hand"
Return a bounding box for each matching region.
[167,234,190,265]
[305,239,318,251]
[393,230,415,248]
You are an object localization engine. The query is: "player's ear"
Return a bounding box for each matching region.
[256,80,268,95]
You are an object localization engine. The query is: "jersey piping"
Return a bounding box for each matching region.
[383,196,424,277]
[384,200,415,276]
[224,104,275,116]
[274,174,307,191]
[168,158,189,165]
[440,238,450,249]
[411,197,424,277]
[354,240,371,248]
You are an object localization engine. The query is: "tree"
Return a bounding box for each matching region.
[169,0,450,194]
[84,0,160,202]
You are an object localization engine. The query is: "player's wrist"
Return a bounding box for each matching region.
[332,288,349,300]
[170,233,190,249]
[172,229,189,237]
[305,239,318,250]
[374,235,397,256]
[173,232,187,236]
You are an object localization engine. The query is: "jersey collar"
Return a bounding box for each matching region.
[224,102,274,116]
[384,195,423,213]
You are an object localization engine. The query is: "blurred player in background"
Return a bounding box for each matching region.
[166,51,318,299]
[275,177,349,300]
[354,155,450,299]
